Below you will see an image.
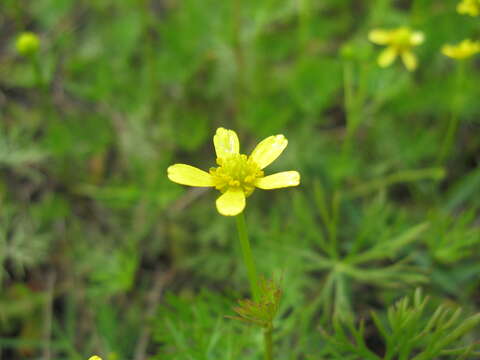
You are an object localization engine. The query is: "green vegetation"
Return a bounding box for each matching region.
[1,0,479,359]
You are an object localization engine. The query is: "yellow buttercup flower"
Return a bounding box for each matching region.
[168,128,300,216]
[457,0,480,16]
[369,27,425,71]
[88,356,102,360]
[442,39,480,59]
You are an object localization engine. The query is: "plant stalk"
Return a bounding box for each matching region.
[235,213,273,360]
[298,0,311,52]
[31,53,44,91]
[232,0,245,126]
[235,212,260,301]
[263,326,273,360]
[437,60,466,164]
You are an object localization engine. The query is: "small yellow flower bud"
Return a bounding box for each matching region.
[16,32,40,56]
[88,356,102,360]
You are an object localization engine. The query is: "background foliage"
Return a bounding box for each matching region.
[0,0,479,359]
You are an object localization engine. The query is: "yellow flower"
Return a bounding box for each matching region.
[167,128,300,216]
[442,39,480,59]
[369,27,425,71]
[457,0,480,16]
[88,356,102,360]
[16,32,40,56]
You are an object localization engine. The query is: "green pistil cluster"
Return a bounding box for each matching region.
[393,28,413,49]
[210,154,264,196]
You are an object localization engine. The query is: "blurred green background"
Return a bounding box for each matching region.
[1,0,479,359]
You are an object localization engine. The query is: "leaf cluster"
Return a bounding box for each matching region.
[325,289,480,360]
[229,277,282,328]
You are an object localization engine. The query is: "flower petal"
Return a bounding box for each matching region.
[442,39,480,59]
[216,188,246,216]
[249,135,288,169]
[410,31,425,46]
[167,164,214,187]
[377,47,397,68]
[368,29,393,45]
[457,0,480,16]
[401,51,418,71]
[213,127,240,159]
[255,171,300,189]
[441,44,456,58]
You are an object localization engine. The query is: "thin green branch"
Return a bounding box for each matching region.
[235,213,260,302]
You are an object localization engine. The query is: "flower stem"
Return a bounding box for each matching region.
[341,60,359,157]
[437,60,466,164]
[298,0,311,52]
[438,113,460,165]
[31,53,44,91]
[263,326,273,360]
[235,213,260,302]
[235,213,273,360]
[232,0,245,125]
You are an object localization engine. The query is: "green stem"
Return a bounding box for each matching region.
[31,53,44,90]
[235,213,260,301]
[263,326,273,360]
[438,113,460,164]
[410,0,423,24]
[235,213,274,360]
[139,0,156,95]
[437,60,466,164]
[232,0,245,125]
[30,53,51,125]
[341,60,357,157]
[298,0,311,52]
[342,59,372,160]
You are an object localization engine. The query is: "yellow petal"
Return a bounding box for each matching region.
[401,51,418,71]
[368,29,392,45]
[213,127,240,159]
[377,47,397,68]
[410,31,425,46]
[457,0,480,16]
[88,357,102,360]
[442,39,480,59]
[255,171,300,189]
[442,44,457,59]
[167,164,214,187]
[249,135,288,169]
[216,188,246,216]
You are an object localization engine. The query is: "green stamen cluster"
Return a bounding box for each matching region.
[210,154,264,196]
[392,28,414,49]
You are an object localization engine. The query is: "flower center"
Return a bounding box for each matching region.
[209,154,264,196]
[392,28,412,49]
